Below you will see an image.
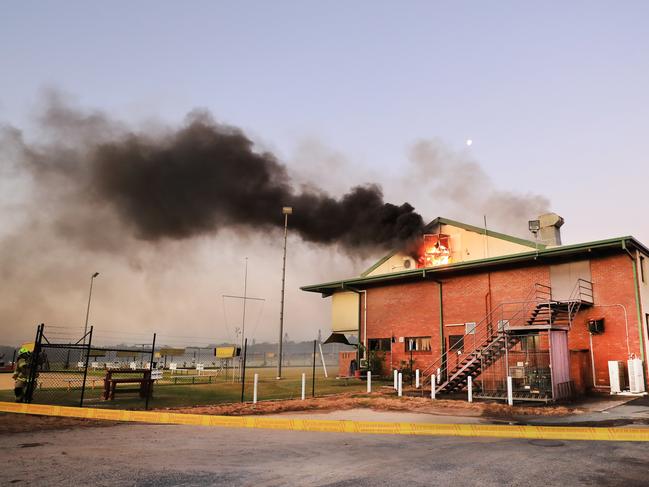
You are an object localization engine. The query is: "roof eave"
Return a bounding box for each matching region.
[302,236,644,295]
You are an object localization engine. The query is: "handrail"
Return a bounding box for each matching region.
[566,279,593,325]
[420,283,551,385]
[419,280,593,391]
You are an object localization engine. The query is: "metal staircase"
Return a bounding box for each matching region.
[421,279,593,398]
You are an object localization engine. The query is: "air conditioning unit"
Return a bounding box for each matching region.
[608,361,626,393]
[628,358,645,393]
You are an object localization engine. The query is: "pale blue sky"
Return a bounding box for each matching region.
[1,2,649,342]
[3,2,649,242]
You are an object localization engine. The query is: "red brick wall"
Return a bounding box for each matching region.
[339,351,356,377]
[364,281,441,373]
[567,254,640,388]
[361,253,642,390]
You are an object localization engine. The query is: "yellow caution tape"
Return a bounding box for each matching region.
[1,401,648,442]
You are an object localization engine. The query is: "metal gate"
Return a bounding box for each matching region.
[25,323,94,407]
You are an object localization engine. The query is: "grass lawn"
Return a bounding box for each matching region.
[0,366,392,410]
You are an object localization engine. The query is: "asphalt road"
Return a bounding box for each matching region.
[1,422,649,487]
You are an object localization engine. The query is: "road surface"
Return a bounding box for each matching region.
[1,420,648,486]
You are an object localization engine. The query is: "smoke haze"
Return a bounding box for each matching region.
[406,140,549,236]
[0,95,550,345]
[18,98,424,251]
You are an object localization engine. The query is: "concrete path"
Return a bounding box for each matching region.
[524,395,649,426]
[264,407,485,424]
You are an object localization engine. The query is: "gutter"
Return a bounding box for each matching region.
[345,286,367,363]
[430,279,445,360]
[622,240,647,381]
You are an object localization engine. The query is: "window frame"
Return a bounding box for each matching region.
[405,336,432,352]
[448,335,464,354]
[367,338,391,352]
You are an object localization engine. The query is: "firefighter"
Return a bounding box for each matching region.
[12,347,34,402]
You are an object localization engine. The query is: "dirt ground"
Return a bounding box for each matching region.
[0,390,586,435]
[167,390,580,418]
[0,412,116,435]
[0,374,14,391]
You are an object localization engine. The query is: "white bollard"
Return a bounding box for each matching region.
[431,375,436,399]
[301,373,306,400]
[394,369,398,390]
[367,371,372,393]
[436,368,441,384]
[415,369,420,388]
[398,372,403,397]
[253,373,258,404]
[467,376,473,403]
[507,376,513,406]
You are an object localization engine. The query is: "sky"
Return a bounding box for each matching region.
[1,2,648,346]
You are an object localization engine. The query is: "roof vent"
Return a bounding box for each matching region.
[534,213,564,247]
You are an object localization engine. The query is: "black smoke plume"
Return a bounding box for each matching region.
[16,103,425,251]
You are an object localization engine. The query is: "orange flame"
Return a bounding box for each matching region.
[417,234,451,268]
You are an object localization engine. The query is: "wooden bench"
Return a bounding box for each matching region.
[103,369,153,400]
[64,378,103,391]
[170,374,215,385]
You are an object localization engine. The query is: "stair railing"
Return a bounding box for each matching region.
[420,283,551,387]
[566,279,593,326]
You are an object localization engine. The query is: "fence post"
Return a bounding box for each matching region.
[507,376,513,406]
[240,338,248,403]
[312,340,316,398]
[26,323,44,404]
[79,326,94,407]
[253,373,258,404]
[301,373,306,400]
[415,369,420,388]
[431,374,436,400]
[367,371,372,393]
[318,341,328,378]
[393,369,398,390]
[398,372,403,397]
[144,332,156,410]
[467,376,473,403]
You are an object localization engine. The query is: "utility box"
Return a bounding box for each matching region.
[608,361,626,393]
[628,359,646,393]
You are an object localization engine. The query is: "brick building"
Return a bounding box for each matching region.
[302,215,649,401]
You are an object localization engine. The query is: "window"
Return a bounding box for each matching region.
[449,335,464,353]
[368,338,391,352]
[406,336,432,352]
[465,322,477,334]
[641,256,646,283]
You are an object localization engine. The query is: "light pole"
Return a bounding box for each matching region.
[277,206,292,379]
[83,272,99,346]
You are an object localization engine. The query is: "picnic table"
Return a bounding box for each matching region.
[103,369,153,400]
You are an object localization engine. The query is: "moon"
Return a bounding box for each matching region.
[466,139,473,146]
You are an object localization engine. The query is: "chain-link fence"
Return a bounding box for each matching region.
[4,324,372,410]
[23,325,91,407]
